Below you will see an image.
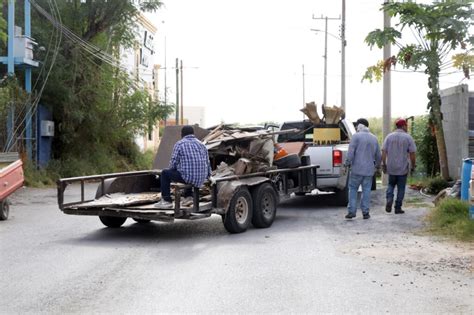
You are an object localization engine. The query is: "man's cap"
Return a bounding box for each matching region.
[181,125,194,137]
[356,118,369,127]
[395,118,407,127]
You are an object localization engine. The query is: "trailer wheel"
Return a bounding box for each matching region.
[222,187,253,234]
[133,218,151,224]
[251,183,277,228]
[99,216,127,228]
[0,199,9,221]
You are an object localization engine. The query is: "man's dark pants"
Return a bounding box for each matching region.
[386,174,408,210]
[160,169,192,202]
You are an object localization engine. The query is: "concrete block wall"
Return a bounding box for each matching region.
[440,84,471,179]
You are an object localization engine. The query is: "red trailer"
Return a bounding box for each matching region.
[0,153,24,220]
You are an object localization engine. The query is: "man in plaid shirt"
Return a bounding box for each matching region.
[155,125,211,208]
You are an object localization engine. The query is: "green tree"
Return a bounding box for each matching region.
[31,0,172,174]
[363,0,474,180]
[0,11,6,45]
[411,115,439,176]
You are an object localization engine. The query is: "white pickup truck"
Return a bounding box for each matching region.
[277,119,376,206]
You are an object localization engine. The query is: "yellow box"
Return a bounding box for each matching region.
[313,128,340,143]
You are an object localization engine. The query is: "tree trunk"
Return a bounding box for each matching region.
[432,120,450,180]
[429,70,450,180]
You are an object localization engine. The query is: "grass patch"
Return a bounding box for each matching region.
[427,198,474,242]
[23,160,57,188]
[24,148,157,187]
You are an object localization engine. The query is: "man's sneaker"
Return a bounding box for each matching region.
[181,196,193,206]
[363,213,371,220]
[385,203,392,213]
[154,199,173,209]
[345,213,356,219]
[395,209,405,214]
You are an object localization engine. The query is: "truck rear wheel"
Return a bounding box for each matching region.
[0,199,9,220]
[99,216,127,228]
[222,187,253,234]
[251,183,277,228]
[333,173,349,206]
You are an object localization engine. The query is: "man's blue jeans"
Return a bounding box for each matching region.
[386,174,408,210]
[348,174,373,215]
[160,169,192,202]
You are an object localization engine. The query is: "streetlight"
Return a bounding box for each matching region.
[310,27,345,109]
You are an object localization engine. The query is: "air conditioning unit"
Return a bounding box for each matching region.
[40,120,54,137]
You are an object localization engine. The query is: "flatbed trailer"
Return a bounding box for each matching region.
[57,164,319,233]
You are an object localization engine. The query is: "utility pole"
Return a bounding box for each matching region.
[25,0,33,159]
[175,58,179,125]
[312,14,340,106]
[180,59,183,125]
[341,0,346,111]
[383,1,391,144]
[382,0,392,185]
[163,36,167,126]
[6,0,15,148]
[302,64,306,120]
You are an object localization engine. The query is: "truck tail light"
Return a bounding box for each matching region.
[333,150,342,167]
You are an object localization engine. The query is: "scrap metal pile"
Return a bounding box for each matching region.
[202,124,299,180]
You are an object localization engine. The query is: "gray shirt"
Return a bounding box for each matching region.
[382,129,417,175]
[345,126,381,176]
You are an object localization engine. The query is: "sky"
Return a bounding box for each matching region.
[151,0,471,127]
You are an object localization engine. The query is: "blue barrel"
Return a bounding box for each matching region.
[461,158,473,201]
[470,205,474,219]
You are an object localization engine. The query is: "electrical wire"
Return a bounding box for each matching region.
[5,0,153,151]
[4,0,62,152]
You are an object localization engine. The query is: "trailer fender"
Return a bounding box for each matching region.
[217,177,270,210]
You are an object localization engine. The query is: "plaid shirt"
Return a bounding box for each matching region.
[169,135,211,187]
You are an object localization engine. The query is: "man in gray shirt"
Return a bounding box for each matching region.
[344,118,381,220]
[382,118,417,214]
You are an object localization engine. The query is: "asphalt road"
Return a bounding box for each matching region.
[1,184,472,314]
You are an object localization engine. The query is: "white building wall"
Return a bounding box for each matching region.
[121,13,160,152]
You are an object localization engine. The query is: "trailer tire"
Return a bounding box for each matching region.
[99,216,127,228]
[222,187,253,234]
[251,183,277,228]
[133,218,151,224]
[273,153,301,169]
[0,199,9,220]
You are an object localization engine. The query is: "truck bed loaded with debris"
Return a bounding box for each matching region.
[277,102,375,206]
[57,125,319,233]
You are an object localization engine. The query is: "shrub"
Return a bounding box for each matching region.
[411,115,439,177]
[428,198,474,241]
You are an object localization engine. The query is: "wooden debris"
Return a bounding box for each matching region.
[323,105,345,124]
[300,102,321,124]
[233,158,252,175]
